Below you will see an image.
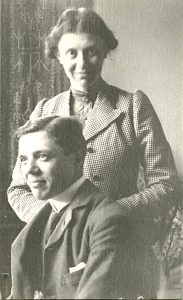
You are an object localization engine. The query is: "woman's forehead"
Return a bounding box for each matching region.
[58,33,105,49]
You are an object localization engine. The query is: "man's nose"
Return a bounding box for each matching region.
[24,159,40,175]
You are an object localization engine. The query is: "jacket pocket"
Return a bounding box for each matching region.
[63,268,84,286]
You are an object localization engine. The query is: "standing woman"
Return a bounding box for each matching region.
[8,8,178,298]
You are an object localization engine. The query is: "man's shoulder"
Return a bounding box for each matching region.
[82,182,128,226]
[80,179,125,212]
[86,194,131,241]
[92,197,127,221]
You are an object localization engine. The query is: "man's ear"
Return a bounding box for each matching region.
[74,150,84,169]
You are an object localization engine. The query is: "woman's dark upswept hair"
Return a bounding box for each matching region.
[45,7,118,59]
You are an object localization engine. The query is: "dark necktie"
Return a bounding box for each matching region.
[44,206,67,244]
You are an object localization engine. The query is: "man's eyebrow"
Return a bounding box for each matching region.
[34,150,56,156]
[36,149,55,153]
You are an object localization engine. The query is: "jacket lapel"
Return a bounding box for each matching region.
[83,82,122,141]
[11,203,52,298]
[45,180,98,249]
[60,82,123,141]
[17,203,52,249]
[45,207,72,249]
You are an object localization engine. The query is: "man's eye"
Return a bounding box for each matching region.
[38,154,49,161]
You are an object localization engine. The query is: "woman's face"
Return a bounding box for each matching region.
[56,33,106,92]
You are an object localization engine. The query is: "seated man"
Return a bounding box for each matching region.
[10,116,145,299]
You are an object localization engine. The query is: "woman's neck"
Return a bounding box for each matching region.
[70,77,103,96]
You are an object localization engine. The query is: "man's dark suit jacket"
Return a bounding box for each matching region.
[11,180,157,299]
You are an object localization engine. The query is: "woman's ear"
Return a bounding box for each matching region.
[103,51,107,59]
[54,49,63,64]
[103,46,108,59]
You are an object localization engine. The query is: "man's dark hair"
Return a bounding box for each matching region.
[16,116,86,156]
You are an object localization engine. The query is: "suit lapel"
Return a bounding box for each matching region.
[45,207,72,249]
[45,180,98,249]
[83,83,122,141]
[18,203,52,248]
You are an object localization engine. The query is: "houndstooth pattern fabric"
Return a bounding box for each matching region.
[8,80,178,242]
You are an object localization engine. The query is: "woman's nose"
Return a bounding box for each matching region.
[77,52,86,68]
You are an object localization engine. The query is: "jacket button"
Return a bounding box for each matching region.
[93,175,100,181]
[87,147,94,153]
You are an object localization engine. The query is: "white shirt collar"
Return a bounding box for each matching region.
[48,176,86,213]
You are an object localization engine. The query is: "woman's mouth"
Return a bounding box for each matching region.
[76,71,89,77]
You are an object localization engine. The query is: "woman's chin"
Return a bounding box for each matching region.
[72,81,90,92]
[73,79,98,92]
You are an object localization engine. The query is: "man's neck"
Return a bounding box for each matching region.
[48,176,86,213]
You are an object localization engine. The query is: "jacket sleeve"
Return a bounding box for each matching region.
[117,90,179,241]
[7,99,48,223]
[75,208,137,299]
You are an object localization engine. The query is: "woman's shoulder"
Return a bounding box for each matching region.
[108,82,150,102]
[30,90,70,118]
[103,81,151,110]
[43,90,69,104]
[103,80,132,99]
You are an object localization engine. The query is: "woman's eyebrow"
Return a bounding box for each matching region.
[18,154,26,159]
[18,154,28,162]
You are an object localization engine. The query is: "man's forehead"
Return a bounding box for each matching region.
[18,131,59,153]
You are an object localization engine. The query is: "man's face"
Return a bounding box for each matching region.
[18,131,77,200]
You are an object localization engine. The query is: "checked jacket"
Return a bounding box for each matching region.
[8,79,178,244]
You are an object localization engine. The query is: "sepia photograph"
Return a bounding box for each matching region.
[0,0,183,299]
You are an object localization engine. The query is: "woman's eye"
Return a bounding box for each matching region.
[88,48,97,57]
[67,50,76,58]
[19,156,27,163]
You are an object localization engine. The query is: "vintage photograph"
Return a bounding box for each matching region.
[0,0,183,299]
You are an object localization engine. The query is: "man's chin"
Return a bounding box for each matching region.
[32,190,49,201]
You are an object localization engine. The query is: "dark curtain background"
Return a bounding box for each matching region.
[0,0,93,296]
[0,0,93,220]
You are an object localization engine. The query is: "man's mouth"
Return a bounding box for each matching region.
[29,180,46,188]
